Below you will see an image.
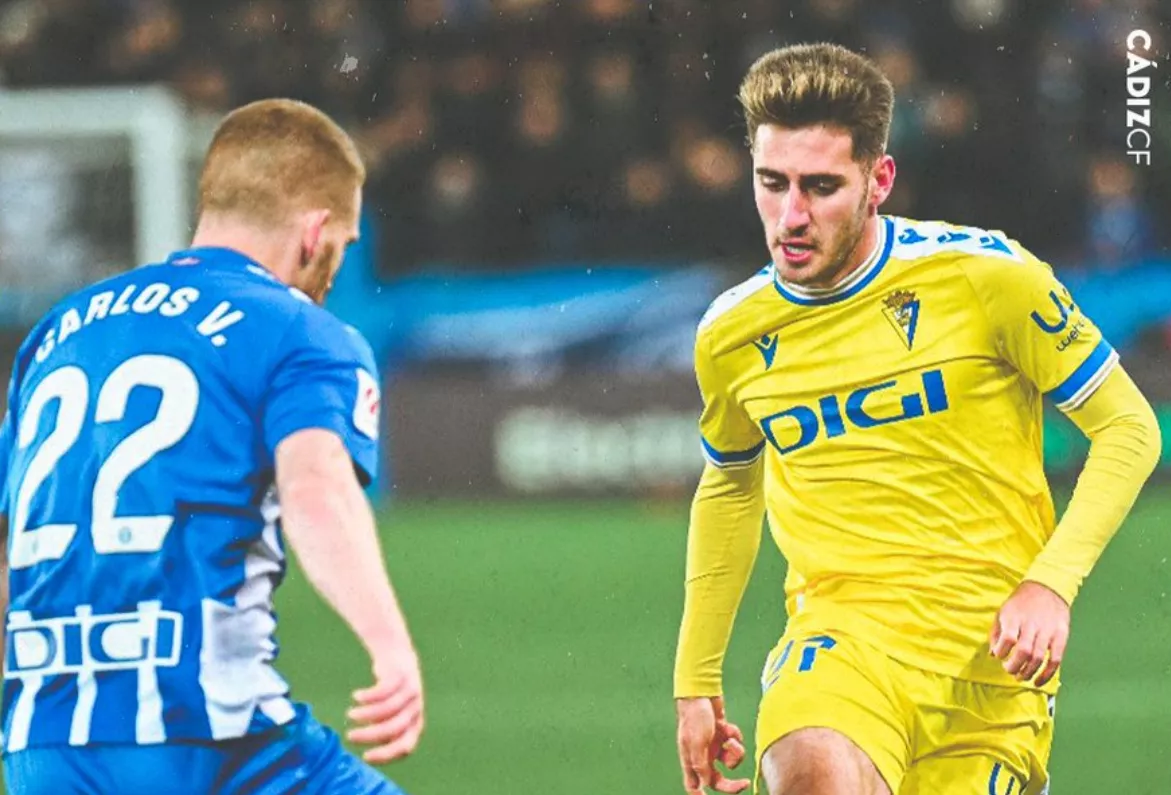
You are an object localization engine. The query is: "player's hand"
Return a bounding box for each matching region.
[347,647,424,764]
[989,580,1071,687]
[676,696,751,795]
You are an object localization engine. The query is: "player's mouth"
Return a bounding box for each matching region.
[778,241,815,265]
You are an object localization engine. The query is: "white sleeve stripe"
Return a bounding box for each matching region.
[1055,349,1119,413]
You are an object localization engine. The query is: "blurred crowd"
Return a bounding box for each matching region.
[0,0,1168,275]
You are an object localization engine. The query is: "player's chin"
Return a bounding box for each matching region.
[772,253,821,284]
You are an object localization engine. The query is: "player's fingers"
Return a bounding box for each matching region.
[347,699,422,746]
[711,771,752,794]
[1003,626,1039,675]
[1034,628,1069,688]
[361,719,424,765]
[347,686,420,724]
[691,756,716,788]
[990,618,1020,660]
[681,766,705,795]
[352,675,408,704]
[718,737,746,769]
[720,720,745,744]
[1016,628,1052,682]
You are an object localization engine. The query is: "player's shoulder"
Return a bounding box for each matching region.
[287,299,377,370]
[885,215,1058,299]
[697,264,776,340]
[886,215,1039,268]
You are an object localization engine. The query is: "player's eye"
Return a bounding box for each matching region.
[810,181,838,196]
[759,175,785,192]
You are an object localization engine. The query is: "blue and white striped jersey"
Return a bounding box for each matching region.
[0,247,381,750]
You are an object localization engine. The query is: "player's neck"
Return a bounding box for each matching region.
[796,214,882,293]
[836,215,881,286]
[188,217,299,286]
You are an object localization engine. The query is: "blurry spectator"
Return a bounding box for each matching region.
[171,58,232,111]
[424,151,497,264]
[579,0,638,25]
[672,130,755,260]
[591,156,678,261]
[873,42,927,170]
[948,0,1010,31]
[439,50,507,151]
[404,0,448,30]
[1085,154,1155,268]
[307,0,384,122]
[508,55,575,260]
[362,58,436,172]
[579,48,647,175]
[917,89,984,224]
[102,0,183,83]
[0,0,119,86]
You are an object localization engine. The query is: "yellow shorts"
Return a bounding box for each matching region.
[755,629,1055,794]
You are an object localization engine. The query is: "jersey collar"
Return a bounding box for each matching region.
[773,216,894,306]
[165,247,278,282]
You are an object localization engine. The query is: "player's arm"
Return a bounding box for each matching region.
[265,311,422,763]
[1025,367,1160,606]
[675,461,766,698]
[968,252,1161,685]
[675,331,763,795]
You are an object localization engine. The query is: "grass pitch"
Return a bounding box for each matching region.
[278,491,1171,794]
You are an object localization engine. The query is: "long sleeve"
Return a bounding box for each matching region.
[1024,366,1162,604]
[673,459,766,697]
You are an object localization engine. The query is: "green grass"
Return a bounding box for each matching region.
[276,490,1171,794]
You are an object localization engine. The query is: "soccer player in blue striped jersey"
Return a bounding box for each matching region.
[0,99,422,794]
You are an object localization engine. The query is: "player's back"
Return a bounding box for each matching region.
[1,247,375,751]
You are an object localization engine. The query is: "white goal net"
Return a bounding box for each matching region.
[0,86,213,327]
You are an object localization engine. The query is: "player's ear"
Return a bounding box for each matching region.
[870,154,896,209]
[299,209,332,268]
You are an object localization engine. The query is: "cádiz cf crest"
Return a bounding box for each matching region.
[882,289,920,350]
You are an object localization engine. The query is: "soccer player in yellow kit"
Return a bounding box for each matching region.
[672,43,1163,795]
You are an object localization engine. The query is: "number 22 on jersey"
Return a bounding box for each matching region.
[11,354,198,569]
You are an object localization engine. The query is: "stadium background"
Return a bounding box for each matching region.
[1,0,1170,792]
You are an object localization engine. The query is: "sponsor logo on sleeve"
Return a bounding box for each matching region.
[354,369,380,439]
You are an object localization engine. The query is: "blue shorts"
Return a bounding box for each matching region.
[3,705,406,795]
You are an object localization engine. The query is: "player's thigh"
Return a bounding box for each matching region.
[901,683,1054,795]
[761,727,893,795]
[217,706,407,795]
[755,630,910,794]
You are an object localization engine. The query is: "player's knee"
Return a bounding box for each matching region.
[761,728,890,795]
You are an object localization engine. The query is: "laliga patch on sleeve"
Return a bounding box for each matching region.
[353,368,380,439]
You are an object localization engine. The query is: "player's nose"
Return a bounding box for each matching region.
[779,191,811,233]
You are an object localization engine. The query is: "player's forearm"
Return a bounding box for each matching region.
[674,461,765,698]
[280,467,413,657]
[1026,368,1162,604]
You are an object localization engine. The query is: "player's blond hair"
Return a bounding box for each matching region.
[197,98,366,228]
[738,43,893,163]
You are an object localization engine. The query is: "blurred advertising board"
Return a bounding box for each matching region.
[386,372,704,497]
[385,371,1171,498]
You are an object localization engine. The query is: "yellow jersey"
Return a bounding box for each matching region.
[695,215,1117,691]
